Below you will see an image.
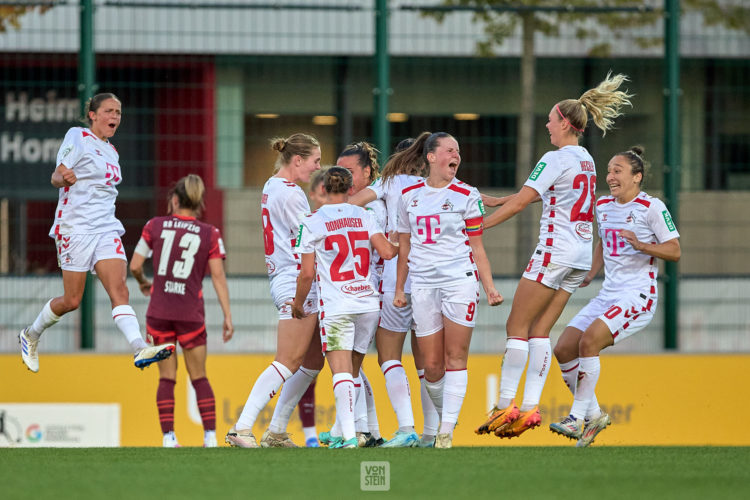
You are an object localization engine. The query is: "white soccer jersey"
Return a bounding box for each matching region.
[262,177,311,286]
[397,178,485,289]
[596,192,680,295]
[367,174,422,293]
[524,145,597,270]
[49,127,125,237]
[296,203,382,316]
[365,198,387,290]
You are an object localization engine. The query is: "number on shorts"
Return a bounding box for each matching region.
[325,231,370,282]
[114,238,124,255]
[262,207,274,255]
[157,229,201,279]
[570,174,596,222]
[604,305,622,319]
[466,302,476,321]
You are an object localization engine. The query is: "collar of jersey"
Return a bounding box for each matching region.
[172,214,197,221]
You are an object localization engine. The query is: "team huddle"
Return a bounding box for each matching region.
[18,72,681,449]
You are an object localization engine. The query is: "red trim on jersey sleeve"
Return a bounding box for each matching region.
[401,181,425,194]
[597,197,615,206]
[633,198,651,207]
[82,130,94,139]
[465,216,483,236]
[141,219,154,245]
[208,227,225,259]
[447,183,470,196]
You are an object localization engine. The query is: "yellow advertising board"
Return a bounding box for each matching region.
[2,354,749,446]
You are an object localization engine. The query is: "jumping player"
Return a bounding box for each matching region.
[549,146,680,447]
[19,93,174,374]
[476,73,633,440]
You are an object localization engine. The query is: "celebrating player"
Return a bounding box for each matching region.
[130,174,233,448]
[394,132,503,449]
[549,146,680,446]
[348,136,439,447]
[476,73,633,439]
[290,167,397,448]
[19,93,174,374]
[226,133,324,448]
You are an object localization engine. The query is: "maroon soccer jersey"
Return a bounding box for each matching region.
[139,214,225,323]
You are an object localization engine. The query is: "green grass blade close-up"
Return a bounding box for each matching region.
[1,447,749,500]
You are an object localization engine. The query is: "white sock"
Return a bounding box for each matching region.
[381,360,415,431]
[559,358,601,419]
[417,369,439,436]
[29,299,61,340]
[268,366,319,434]
[112,305,147,352]
[236,361,292,431]
[354,375,369,433]
[204,430,215,444]
[332,373,356,441]
[331,418,342,438]
[439,369,468,434]
[520,337,551,411]
[303,426,317,441]
[570,356,600,419]
[498,338,529,409]
[360,369,381,439]
[423,375,445,419]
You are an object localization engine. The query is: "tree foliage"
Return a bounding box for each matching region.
[0,5,51,33]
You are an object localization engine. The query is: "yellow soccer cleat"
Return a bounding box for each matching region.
[475,400,520,435]
[495,407,541,439]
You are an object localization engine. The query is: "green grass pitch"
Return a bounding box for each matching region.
[1,447,748,499]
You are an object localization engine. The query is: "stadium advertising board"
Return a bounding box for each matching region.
[1,354,747,446]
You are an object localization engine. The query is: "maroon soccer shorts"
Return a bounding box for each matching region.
[146,317,207,350]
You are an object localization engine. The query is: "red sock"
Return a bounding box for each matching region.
[157,378,176,434]
[298,379,316,428]
[191,377,216,431]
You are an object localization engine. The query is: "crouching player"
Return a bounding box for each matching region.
[289,167,397,448]
[550,147,681,447]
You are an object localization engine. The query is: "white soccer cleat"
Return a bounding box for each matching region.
[134,343,175,369]
[434,433,453,449]
[576,413,612,448]
[19,327,39,373]
[260,429,298,448]
[225,427,259,448]
[162,431,180,448]
[549,415,585,440]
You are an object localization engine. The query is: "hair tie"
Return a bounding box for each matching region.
[556,104,583,133]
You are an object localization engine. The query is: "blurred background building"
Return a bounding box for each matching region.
[0,0,748,354]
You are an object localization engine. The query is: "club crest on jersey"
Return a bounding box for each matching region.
[411,199,419,207]
[441,199,454,211]
[601,213,608,222]
[265,258,276,274]
[340,280,374,297]
[575,221,593,241]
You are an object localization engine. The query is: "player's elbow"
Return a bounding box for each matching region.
[382,243,398,260]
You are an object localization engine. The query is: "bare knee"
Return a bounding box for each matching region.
[423,361,444,382]
[58,295,82,313]
[553,343,576,364]
[578,334,602,358]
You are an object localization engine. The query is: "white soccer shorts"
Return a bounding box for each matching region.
[568,289,656,344]
[320,310,380,354]
[523,252,587,293]
[379,291,415,333]
[411,281,480,337]
[55,231,126,273]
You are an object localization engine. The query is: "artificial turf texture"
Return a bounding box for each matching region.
[1,447,748,499]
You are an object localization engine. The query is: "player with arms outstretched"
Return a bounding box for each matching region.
[476,73,633,440]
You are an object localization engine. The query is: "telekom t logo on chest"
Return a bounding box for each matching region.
[605,228,625,256]
[416,215,441,244]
